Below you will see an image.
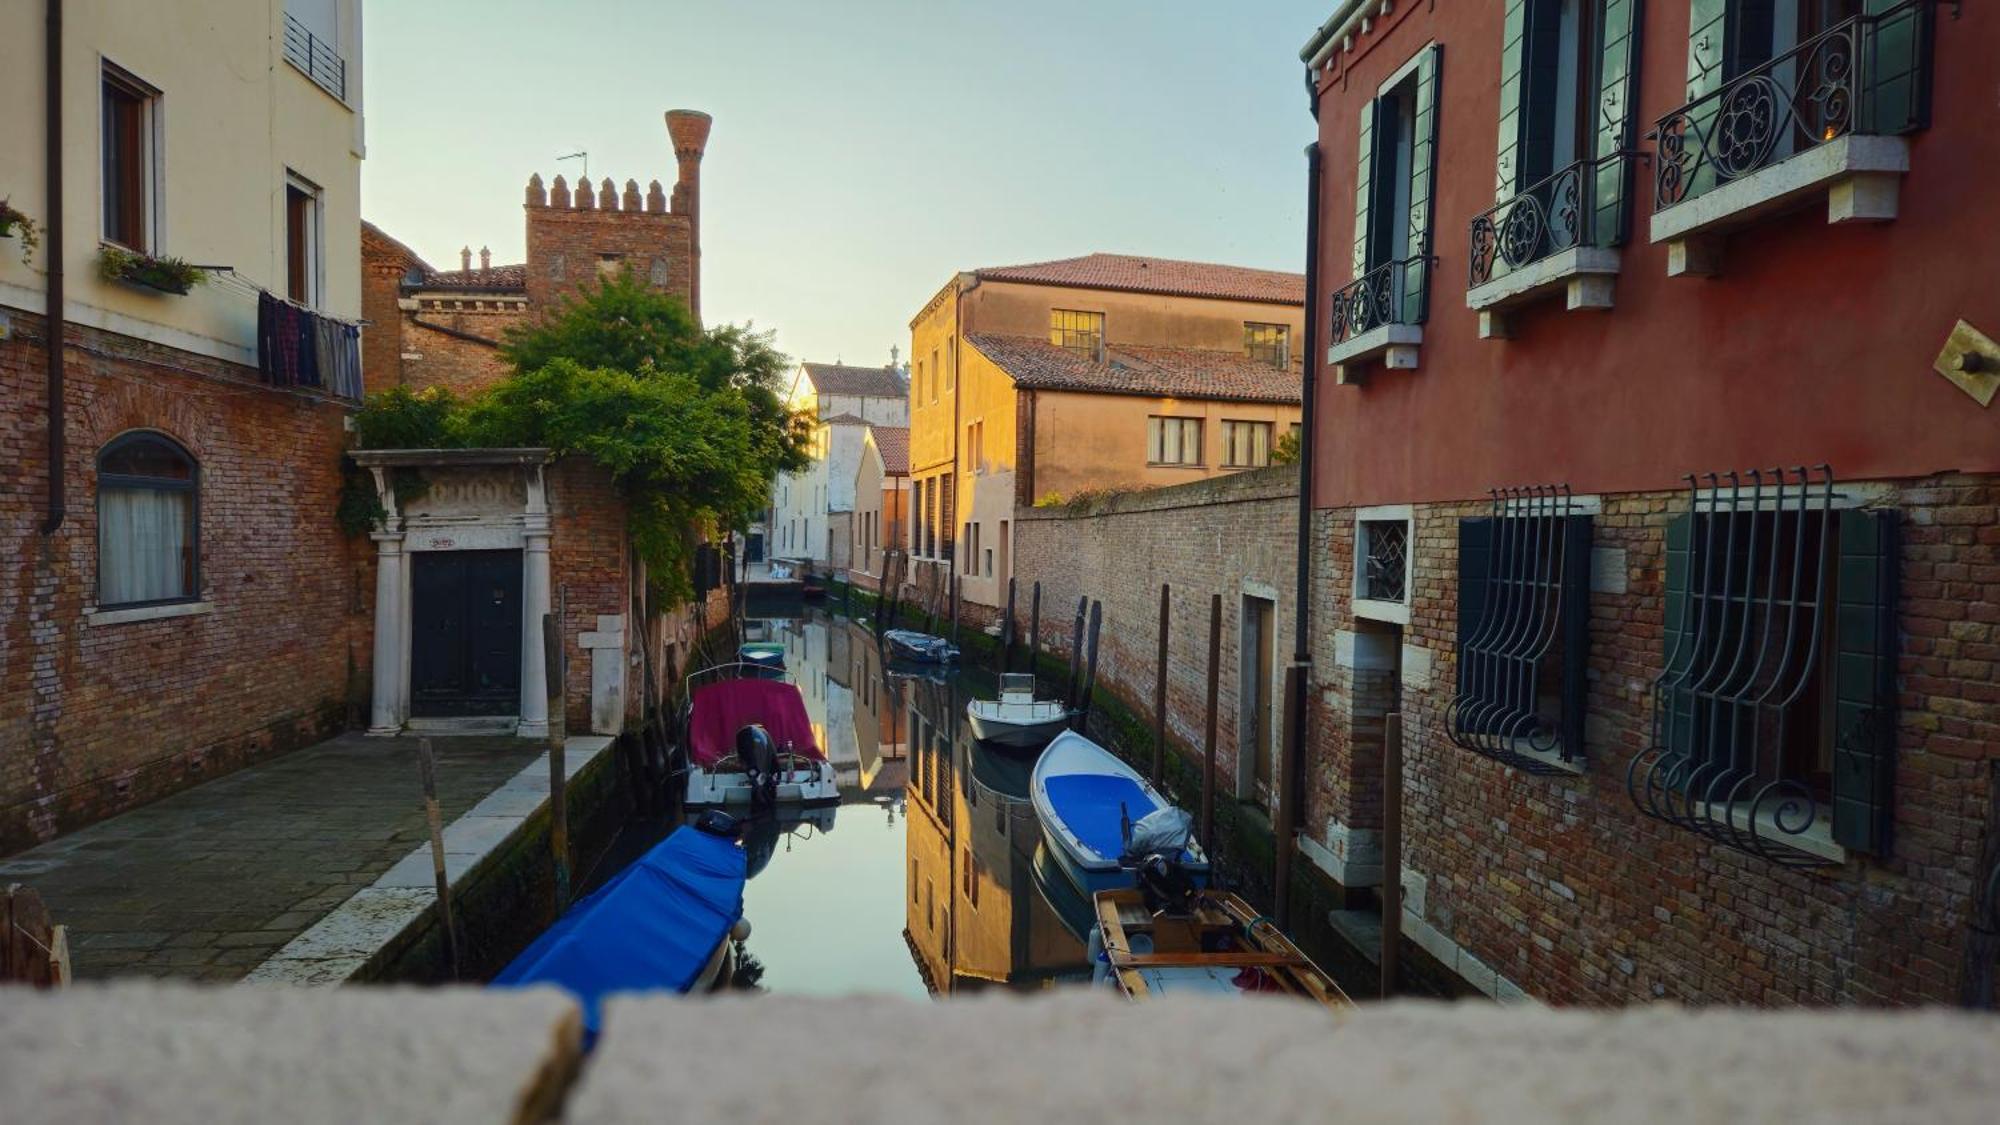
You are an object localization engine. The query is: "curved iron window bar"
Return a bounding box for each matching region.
[1447,485,1590,774]
[1329,255,1431,345]
[1626,467,1840,867]
[95,430,200,609]
[1469,153,1631,288]
[1651,1,1933,212]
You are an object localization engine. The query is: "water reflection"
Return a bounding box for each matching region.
[724,609,1092,997]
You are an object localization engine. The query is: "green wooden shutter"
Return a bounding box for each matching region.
[1661,513,1696,763]
[1352,99,1376,279]
[1685,0,1729,100]
[1592,0,1643,246]
[1832,508,1899,855]
[1516,0,1564,188]
[1862,0,1928,135]
[1455,516,1496,699]
[1495,0,1530,200]
[1403,44,1442,324]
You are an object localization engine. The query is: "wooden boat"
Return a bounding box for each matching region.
[493,814,753,1042]
[1088,887,1351,1009]
[681,663,839,809]
[883,628,959,664]
[1030,729,1207,897]
[966,672,1073,749]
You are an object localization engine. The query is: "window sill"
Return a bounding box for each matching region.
[1466,247,1619,338]
[1650,134,1910,277]
[84,600,214,627]
[1694,799,1849,865]
[1352,597,1409,625]
[1328,324,1421,384]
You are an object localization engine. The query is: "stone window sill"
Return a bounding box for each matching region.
[1695,800,1848,865]
[84,600,214,627]
[1328,324,1421,384]
[1467,247,1620,339]
[1352,597,1409,626]
[1650,134,1910,277]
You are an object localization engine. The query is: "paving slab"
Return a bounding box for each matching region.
[572,994,2000,1124]
[0,983,579,1125]
[0,733,541,980]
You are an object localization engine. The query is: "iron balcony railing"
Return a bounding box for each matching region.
[1468,153,1633,289]
[1329,255,1430,344]
[283,13,347,102]
[1651,0,1933,212]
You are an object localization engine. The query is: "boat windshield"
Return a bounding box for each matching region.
[998,672,1037,697]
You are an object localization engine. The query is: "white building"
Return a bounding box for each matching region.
[770,360,908,568]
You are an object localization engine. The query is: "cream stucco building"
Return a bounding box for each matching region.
[769,360,908,568]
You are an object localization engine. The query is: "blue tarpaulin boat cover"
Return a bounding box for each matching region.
[493,826,746,1037]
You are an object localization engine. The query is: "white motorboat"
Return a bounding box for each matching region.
[966,673,1073,749]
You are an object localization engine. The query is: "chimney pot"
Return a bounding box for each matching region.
[460,246,472,272]
[479,247,492,279]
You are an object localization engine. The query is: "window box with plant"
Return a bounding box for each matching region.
[0,198,40,264]
[98,245,208,297]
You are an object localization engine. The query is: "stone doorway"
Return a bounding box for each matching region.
[409,549,524,718]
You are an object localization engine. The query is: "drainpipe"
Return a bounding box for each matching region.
[40,0,65,535]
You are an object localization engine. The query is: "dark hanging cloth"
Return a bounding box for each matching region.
[257,291,283,385]
[293,302,321,388]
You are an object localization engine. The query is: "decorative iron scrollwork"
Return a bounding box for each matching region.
[1468,156,1623,288]
[1330,256,1429,344]
[1651,2,1932,213]
[1625,466,1842,867]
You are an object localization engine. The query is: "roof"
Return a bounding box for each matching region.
[973,253,1304,306]
[819,412,870,426]
[803,362,908,399]
[869,426,910,475]
[359,221,435,273]
[418,262,529,292]
[966,334,1301,405]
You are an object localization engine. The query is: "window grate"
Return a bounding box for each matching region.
[282,14,346,102]
[1448,486,1592,772]
[1360,519,1408,603]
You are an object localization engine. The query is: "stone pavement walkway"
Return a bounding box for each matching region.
[0,734,541,981]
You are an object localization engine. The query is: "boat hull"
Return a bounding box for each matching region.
[965,707,1070,750]
[1030,730,1209,902]
[685,763,840,808]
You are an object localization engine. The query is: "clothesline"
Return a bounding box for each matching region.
[205,267,369,328]
[256,288,363,400]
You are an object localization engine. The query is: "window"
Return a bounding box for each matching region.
[285,173,323,306]
[984,548,994,578]
[284,0,348,101]
[1628,469,1899,863]
[1049,309,1104,359]
[1358,517,1410,603]
[1336,46,1440,342]
[97,433,198,608]
[965,419,985,474]
[1244,323,1290,368]
[945,338,955,391]
[102,65,158,253]
[1147,416,1202,466]
[930,348,940,403]
[1221,421,1274,469]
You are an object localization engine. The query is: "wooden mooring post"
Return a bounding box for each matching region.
[950,571,961,647]
[1028,581,1042,684]
[1066,596,1088,710]
[1200,593,1221,852]
[542,602,571,912]
[1381,712,1404,999]
[1274,665,1303,931]
[1076,601,1103,726]
[1152,583,1170,784]
[1000,577,1018,673]
[416,738,461,981]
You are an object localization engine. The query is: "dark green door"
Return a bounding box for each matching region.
[410,550,523,717]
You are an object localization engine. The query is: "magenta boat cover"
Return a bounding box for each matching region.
[688,679,823,768]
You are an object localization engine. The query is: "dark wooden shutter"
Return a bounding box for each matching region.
[1831,508,1899,855]
[1660,513,1696,762]
[1403,44,1442,324]
[1495,0,1530,199]
[1862,0,1929,135]
[1516,0,1565,188]
[1560,514,1594,756]
[1455,516,1496,699]
[1592,0,1644,246]
[1352,99,1376,279]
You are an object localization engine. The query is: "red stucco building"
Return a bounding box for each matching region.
[1295,0,1998,1004]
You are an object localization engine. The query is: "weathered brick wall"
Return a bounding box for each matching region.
[1308,476,1999,1005]
[524,185,693,315]
[0,313,364,854]
[549,459,629,735]
[1013,468,1300,806]
[396,312,521,397]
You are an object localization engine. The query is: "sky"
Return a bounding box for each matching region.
[362,0,1332,369]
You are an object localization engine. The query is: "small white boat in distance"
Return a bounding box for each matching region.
[1031,729,1208,897]
[966,673,1073,749]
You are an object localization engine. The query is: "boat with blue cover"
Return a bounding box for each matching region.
[1030,729,1208,897]
[493,814,750,1042]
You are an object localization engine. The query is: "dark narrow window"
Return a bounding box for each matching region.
[102,68,154,252]
[285,176,321,305]
[1337,45,1441,341]
[97,433,198,607]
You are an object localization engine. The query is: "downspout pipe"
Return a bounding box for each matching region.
[41,0,65,535]
[1280,103,1325,914]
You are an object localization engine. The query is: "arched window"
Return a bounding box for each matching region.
[97,432,198,607]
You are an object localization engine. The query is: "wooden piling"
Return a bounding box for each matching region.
[1274,664,1302,930]
[542,608,570,911]
[1067,596,1088,710]
[950,570,961,646]
[1381,711,1404,1000]
[416,737,461,981]
[1028,581,1042,685]
[1152,584,1170,783]
[1201,593,1221,852]
[1077,601,1103,725]
[1001,577,1018,673]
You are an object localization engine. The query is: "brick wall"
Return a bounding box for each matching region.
[0,312,365,855]
[524,185,693,315]
[395,313,521,397]
[549,459,630,735]
[1013,468,1300,807]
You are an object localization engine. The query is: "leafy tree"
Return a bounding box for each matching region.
[1271,426,1301,466]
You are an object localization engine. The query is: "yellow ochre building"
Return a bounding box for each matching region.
[905,253,1305,613]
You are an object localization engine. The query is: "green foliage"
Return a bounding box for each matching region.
[1271,427,1301,466]
[97,245,206,295]
[335,466,430,537]
[0,198,39,266]
[352,385,461,449]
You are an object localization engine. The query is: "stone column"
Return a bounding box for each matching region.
[518,465,553,739]
[367,468,408,737]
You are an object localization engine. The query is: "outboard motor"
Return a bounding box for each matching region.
[736,723,780,811]
[1133,852,1199,918]
[1120,806,1200,917]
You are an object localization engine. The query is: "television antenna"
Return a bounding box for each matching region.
[556,149,588,182]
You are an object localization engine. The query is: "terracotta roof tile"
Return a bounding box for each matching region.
[974,253,1304,306]
[965,334,1301,405]
[359,221,434,273]
[419,263,529,292]
[803,362,908,399]
[869,426,911,476]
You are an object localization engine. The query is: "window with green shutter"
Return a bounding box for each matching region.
[1332,45,1443,344]
[1629,468,1899,866]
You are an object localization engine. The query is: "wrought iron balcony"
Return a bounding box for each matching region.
[1469,154,1632,290]
[283,13,347,102]
[1651,1,1932,213]
[1329,255,1429,345]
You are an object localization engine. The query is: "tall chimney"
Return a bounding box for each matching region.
[460,246,472,272]
[479,246,491,282]
[663,109,712,322]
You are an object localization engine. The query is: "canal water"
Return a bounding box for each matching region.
[594,606,1098,998]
